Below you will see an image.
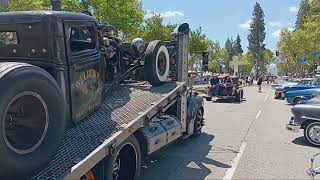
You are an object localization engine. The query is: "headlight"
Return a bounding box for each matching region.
[131,38,146,54]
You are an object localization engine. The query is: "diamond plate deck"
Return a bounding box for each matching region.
[32,82,180,180]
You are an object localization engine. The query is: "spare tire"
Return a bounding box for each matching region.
[0,62,66,179]
[144,40,170,86]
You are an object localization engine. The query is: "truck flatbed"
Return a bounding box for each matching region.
[32,82,186,180]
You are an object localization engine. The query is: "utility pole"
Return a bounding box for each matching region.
[51,0,61,11]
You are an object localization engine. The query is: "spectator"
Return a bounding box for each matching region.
[210,74,220,95]
[257,75,263,93]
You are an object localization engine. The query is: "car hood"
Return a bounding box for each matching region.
[285,88,320,97]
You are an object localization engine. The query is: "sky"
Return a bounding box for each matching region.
[140,0,302,52]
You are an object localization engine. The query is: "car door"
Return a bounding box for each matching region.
[65,21,105,122]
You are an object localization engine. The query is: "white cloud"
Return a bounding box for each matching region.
[269,21,282,28]
[272,27,294,38]
[239,20,252,29]
[287,27,294,31]
[289,6,299,13]
[160,11,184,18]
[272,29,282,38]
[146,10,184,18]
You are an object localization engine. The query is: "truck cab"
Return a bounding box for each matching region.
[0,11,105,122]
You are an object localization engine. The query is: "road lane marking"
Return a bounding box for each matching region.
[264,88,271,103]
[255,110,262,119]
[223,142,247,180]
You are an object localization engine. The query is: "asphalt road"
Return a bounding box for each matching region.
[138,84,320,180]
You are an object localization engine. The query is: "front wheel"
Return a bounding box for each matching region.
[304,122,320,146]
[144,40,170,86]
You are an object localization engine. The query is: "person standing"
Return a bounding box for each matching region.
[210,74,220,95]
[257,75,263,92]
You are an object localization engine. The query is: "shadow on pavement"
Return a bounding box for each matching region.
[139,133,231,180]
[292,136,316,148]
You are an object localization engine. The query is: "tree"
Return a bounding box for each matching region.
[224,37,234,71]
[188,27,210,70]
[233,34,243,55]
[140,15,176,41]
[248,2,266,76]
[4,0,145,41]
[295,0,311,30]
[208,41,228,73]
[6,0,44,11]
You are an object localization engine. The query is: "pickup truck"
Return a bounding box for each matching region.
[0,11,204,179]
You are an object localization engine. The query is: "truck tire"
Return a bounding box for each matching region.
[236,91,242,102]
[193,108,203,137]
[144,40,170,86]
[104,135,141,180]
[0,62,66,179]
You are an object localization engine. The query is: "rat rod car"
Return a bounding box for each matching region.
[204,75,244,102]
[0,11,172,178]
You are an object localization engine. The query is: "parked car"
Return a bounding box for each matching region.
[284,88,320,105]
[286,104,320,146]
[283,77,320,94]
[205,75,244,102]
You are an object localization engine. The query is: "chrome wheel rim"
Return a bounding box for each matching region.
[309,125,320,144]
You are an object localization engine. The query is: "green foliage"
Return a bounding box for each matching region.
[248,2,266,75]
[233,34,243,55]
[7,0,44,11]
[208,41,228,72]
[188,27,210,70]
[295,0,311,30]
[278,0,320,74]
[140,15,176,41]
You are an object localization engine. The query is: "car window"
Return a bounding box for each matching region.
[0,32,18,45]
[69,26,95,52]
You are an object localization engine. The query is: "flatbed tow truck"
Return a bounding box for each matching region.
[2,13,205,180]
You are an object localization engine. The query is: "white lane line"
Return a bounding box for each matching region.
[255,110,262,119]
[264,89,271,103]
[223,142,247,180]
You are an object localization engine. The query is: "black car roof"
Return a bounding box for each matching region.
[0,11,98,23]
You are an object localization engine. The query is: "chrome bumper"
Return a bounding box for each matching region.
[286,117,300,133]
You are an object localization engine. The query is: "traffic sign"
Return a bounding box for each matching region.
[297,56,307,64]
[312,50,319,56]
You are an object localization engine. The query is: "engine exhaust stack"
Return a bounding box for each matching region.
[51,0,61,11]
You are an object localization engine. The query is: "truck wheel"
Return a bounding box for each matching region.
[144,40,170,86]
[193,109,203,137]
[105,135,141,180]
[236,92,241,102]
[0,63,66,178]
[304,122,320,146]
